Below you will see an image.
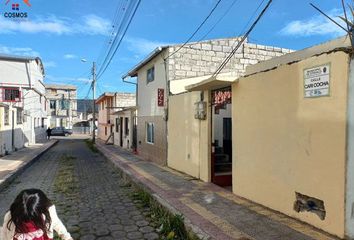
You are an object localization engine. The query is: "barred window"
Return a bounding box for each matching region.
[4,88,20,101]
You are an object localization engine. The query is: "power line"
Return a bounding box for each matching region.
[198,0,240,41]
[165,0,223,60]
[238,0,266,36]
[96,0,141,80]
[213,0,273,76]
[96,0,134,77]
[96,0,128,67]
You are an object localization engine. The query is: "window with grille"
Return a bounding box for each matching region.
[3,88,21,102]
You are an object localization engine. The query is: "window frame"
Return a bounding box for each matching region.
[50,100,56,109]
[3,88,21,102]
[16,108,23,125]
[115,118,119,132]
[146,66,155,84]
[146,122,154,144]
[124,117,129,136]
[4,107,9,125]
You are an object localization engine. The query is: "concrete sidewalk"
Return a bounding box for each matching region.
[96,140,340,240]
[0,140,58,191]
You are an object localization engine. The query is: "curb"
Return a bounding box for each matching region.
[0,140,59,192]
[97,143,212,240]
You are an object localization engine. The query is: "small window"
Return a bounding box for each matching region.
[4,88,21,102]
[50,100,56,109]
[4,107,9,125]
[41,118,45,128]
[147,66,155,84]
[146,122,154,144]
[125,117,129,136]
[105,127,107,136]
[17,108,23,124]
[115,118,119,132]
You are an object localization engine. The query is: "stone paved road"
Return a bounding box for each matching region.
[0,139,159,240]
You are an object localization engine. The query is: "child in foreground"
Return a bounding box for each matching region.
[1,189,73,240]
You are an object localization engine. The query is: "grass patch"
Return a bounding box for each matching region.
[53,154,78,196]
[132,188,200,240]
[84,139,98,153]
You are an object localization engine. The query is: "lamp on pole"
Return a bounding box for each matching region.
[81,59,96,143]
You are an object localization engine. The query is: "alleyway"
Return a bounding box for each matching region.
[0,139,159,240]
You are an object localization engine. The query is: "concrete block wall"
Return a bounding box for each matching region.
[168,37,293,81]
[115,93,136,108]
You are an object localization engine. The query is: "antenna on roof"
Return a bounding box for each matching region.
[310,2,354,48]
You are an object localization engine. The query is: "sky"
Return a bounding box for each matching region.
[0,0,349,98]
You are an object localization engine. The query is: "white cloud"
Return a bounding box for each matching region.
[0,45,40,56]
[125,37,170,56]
[64,54,78,59]
[280,8,346,37]
[81,15,111,35]
[0,14,111,35]
[43,61,56,68]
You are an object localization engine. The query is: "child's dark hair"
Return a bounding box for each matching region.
[7,189,53,234]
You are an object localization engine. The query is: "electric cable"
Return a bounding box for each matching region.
[165,0,223,60]
[213,0,273,76]
[96,0,141,79]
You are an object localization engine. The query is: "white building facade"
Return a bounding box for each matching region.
[45,84,78,129]
[0,55,47,155]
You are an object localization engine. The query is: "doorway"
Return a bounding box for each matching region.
[119,117,123,147]
[211,87,232,188]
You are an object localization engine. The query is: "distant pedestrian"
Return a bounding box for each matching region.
[1,189,73,240]
[46,127,52,140]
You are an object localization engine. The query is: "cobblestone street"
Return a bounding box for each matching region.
[0,139,159,240]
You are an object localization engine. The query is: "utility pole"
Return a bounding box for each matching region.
[92,62,96,143]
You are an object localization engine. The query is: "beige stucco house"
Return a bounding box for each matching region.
[96,92,135,143]
[45,84,78,129]
[178,36,354,238]
[123,36,291,166]
[112,107,137,150]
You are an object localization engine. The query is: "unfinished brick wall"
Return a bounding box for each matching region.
[114,93,136,108]
[167,37,293,81]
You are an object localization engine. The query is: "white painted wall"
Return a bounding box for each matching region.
[137,52,167,117]
[113,110,135,149]
[0,58,46,154]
